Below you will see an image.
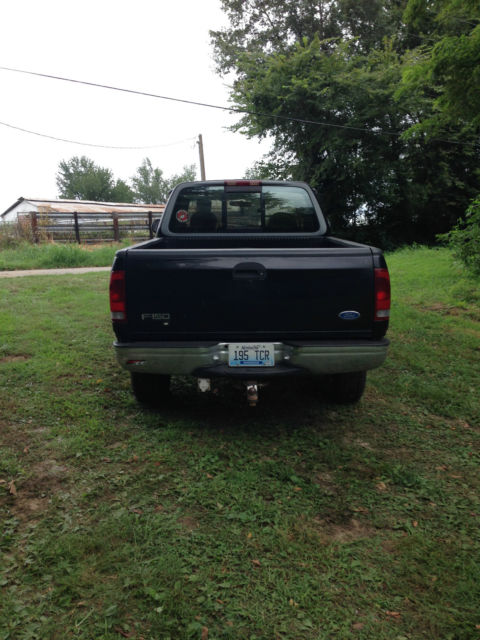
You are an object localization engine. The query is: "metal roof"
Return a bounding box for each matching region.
[2,197,165,217]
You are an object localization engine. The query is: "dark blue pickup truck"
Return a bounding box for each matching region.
[110,180,390,405]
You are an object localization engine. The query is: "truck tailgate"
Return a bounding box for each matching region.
[122,247,375,341]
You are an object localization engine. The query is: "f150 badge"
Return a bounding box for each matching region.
[141,313,170,324]
[339,310,361,320]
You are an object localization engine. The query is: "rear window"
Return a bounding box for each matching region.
[168,184,319,233]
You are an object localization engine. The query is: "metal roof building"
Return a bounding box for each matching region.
[1,198,165,223]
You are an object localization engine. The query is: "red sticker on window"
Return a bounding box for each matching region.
[176,209,189,223]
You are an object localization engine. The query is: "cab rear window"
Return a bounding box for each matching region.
[168,184,319,233]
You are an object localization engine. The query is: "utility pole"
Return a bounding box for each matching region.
[197,134,206,180]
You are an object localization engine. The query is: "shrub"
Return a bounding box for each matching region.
[0,217,53,248]
[438,196,480,275]
[0,222,28,248]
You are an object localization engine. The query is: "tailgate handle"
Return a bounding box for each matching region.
[233,262,267,280]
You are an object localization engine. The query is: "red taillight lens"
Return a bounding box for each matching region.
[374,268,390,321]
[109,270,126,322]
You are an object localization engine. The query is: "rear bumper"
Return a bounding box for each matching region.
[114,339,389,377]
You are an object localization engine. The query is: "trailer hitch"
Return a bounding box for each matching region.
[246,382,259,407]
[197,377,260,406]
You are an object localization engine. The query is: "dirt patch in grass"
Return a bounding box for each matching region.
[427,413,478,433]
[315,517,376,543]
[342,433,375,450]
[312,471,339,495]
[422,302,455,314]
[6,459,71,524]
[30,459,69,480]
[10,496,47,520]
[420,302,480,321]
[177,515,200,531]
[421,302,467,316]
[0,354,31,363]
[291,513,376,545]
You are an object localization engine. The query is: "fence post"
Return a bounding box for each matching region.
[30,212,39,244]
[148,211,153,239]
[73,212,81,244]
[112,213,120,242]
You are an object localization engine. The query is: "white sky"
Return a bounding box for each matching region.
[0,0,271,213]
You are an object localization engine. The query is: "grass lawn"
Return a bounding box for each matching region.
[0,246,479,639]
[0,242,127,271]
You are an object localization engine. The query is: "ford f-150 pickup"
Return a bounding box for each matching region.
[109,180,390,405]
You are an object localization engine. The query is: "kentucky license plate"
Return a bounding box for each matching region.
[228,343,275,367]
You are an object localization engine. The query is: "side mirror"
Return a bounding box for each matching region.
[151,218,161,235]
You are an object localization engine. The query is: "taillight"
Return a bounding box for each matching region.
[109,270,126,322]
[374,268,390,321]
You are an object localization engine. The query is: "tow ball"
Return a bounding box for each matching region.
[246,382,259,407]
[197,378,260,406]
[197,378,211,393]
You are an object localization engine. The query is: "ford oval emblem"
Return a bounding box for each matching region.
[339,310,361,320]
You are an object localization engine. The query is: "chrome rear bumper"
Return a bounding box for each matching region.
[114,339,389,376]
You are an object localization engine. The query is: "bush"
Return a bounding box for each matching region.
[438,196,480,275]
[0,220,36,248]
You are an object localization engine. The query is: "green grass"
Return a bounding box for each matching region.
[0,241,130,271]
[1,246,479,639]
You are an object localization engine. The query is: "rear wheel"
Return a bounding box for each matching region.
[325,371,367,404]
[130,373,171,406]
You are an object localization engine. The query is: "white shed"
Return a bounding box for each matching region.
[1,198,165,222]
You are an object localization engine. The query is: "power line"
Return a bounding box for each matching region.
[0,119,195,150]
[0,64,405,137]
[0,65,473,146]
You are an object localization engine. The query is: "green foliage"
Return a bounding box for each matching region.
[111,178,135,203]
[167,164,197,191]
[438,195,480,274]
[131,157,166,204]
[56,156,135,202]
[212,0,406,75]
[131,158,196,204]
[401,0,480,132]
[56,156,197,205]
[212,0,480,246]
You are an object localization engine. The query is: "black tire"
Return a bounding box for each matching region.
[130,372,171,406]
[325,371,367,404]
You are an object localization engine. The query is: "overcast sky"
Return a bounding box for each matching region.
[0,0,272,213]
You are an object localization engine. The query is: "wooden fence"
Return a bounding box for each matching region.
[18,211,162,244]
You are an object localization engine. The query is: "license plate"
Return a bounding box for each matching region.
[228,343,275,367]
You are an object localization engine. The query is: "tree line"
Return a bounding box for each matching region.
[211,0,480,248]
[56,157,196,204]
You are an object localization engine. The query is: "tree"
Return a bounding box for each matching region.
[400,0,480,132]
[399,0,480,256]
[166,164,197,192]
[110,179,135,203]
[56,156,134,202]
[131,158,165,204]
[131,158,196,203]
[211,0,408,75]
[211,0,480,245]
[56,156,197,205]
